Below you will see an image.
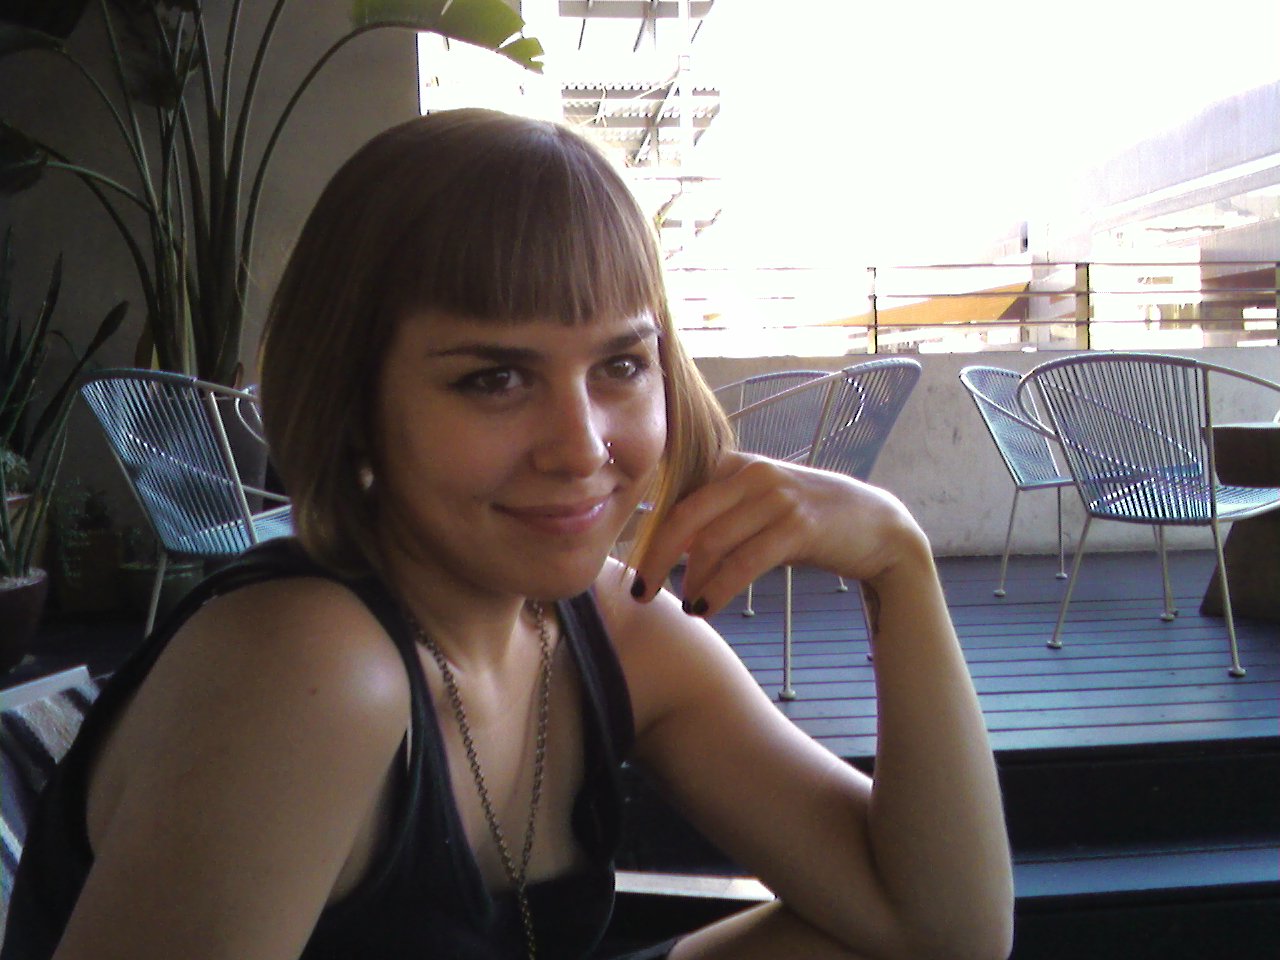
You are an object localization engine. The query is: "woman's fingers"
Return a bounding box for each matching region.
[679,486,807,607]
[682,518,805,617]
[631,448,923,614]
[633,456,814,609]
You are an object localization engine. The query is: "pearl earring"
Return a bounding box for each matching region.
[358,463,375,492]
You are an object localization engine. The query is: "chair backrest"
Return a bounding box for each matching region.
[79,369,267,558]
[959,365,1066,488]
[1018,353,1214,523]
[713,370,830,417]
[1,667,99,940]
[722,370,840,465]
[809,358,921,480]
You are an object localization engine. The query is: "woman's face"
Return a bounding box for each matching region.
[371,309,668,602]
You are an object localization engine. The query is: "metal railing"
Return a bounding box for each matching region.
[668,260,1280,357]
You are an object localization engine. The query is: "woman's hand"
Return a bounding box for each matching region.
[632,451,926,613]
[615,450,1014,959]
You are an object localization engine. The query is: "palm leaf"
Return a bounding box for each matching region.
[0,121,49,194]
[0,21,65,57]
[353,0,544,71]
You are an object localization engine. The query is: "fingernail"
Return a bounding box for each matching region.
[682,597,708,616]
[630,575,646,599]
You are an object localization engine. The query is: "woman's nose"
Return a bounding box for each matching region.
[532,387,611,476]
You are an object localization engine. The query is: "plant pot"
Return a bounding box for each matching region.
[118,559,205,627]
[52,529,125,615]
[5,491,51,569]
[0,568,50,672]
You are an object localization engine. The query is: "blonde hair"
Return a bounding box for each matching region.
[260,108,731,576]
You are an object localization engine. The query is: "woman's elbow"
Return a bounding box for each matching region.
[919,903,1014,960]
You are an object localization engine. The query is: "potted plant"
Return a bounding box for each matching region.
[117,524,203,626]
[48,479,124,615]
[1,228,124,668]
[0,0,543,386]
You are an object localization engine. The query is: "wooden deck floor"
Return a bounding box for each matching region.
[696,549,1280,761]
[19,548,1279,766]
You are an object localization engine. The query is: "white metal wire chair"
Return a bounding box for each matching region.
[960,365,1074,596]
[712,369,831,420]
[714,370,834,613]
[1017,352,1280,677]
[724,359,921,699]
[79,369,293,636]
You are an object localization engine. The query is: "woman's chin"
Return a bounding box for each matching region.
[521,545,619,601]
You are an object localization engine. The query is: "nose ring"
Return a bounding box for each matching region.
[605,441,615,466]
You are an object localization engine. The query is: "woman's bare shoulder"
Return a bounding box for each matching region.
[91,575,412,835]
[73,576,417,960]
[153,574,410,722]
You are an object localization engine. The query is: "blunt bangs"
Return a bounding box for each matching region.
[381,120,665,328]
[261,109,732,578]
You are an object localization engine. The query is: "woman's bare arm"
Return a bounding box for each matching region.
[53,579,410,960]
[614,454,1013,960]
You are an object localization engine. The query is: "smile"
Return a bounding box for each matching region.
[495,496,612,535]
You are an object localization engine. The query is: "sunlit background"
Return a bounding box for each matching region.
[419,0,1280,356]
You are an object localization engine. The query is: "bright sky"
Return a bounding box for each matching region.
[424,0,1280,267]
[696,0,1280,265]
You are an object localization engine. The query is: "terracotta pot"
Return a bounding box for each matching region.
[0,567,50,672]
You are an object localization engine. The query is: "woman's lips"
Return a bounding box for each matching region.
[496,496,611,535]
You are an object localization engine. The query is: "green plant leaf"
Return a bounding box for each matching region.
[352,0,543,72]
[26,298,128,449]
[109,0,201,109]
[436,0,524,47]
[351,0,450,28]
[0,121,49,194]
[0,22,65,57]
[496,35,545,71]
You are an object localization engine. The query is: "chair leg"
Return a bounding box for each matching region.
[858,586,874,662]
[995,489,1021,597]
[144,551,169,638]
[1054,487,1068,580]
[1050,515,1092,649]
[778,565,797,701]
[742,580,756,617]
[1210,519,1247,678]
[1153,526,1177,621]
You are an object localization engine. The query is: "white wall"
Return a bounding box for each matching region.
[697,348,1280,557]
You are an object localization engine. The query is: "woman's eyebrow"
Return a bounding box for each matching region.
[427,343,539,364]
[427,322,658,363]
[601,321,659,352]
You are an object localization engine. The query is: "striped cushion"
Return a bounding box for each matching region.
[0,679,99,941]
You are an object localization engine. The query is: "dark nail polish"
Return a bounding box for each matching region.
[683,597,708,616]
[630,575,646,599]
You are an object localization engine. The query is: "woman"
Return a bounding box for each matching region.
[4,109,1012,960]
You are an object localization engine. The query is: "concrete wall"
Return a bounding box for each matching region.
[696,347,1280,558]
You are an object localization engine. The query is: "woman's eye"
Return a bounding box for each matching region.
[599,355,649,381]
[453,367,526,396]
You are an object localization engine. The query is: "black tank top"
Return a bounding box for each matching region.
[4,540,664,959]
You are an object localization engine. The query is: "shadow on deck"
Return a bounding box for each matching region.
[616,549,1280,959]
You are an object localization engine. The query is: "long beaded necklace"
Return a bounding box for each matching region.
[408,601,553,960]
